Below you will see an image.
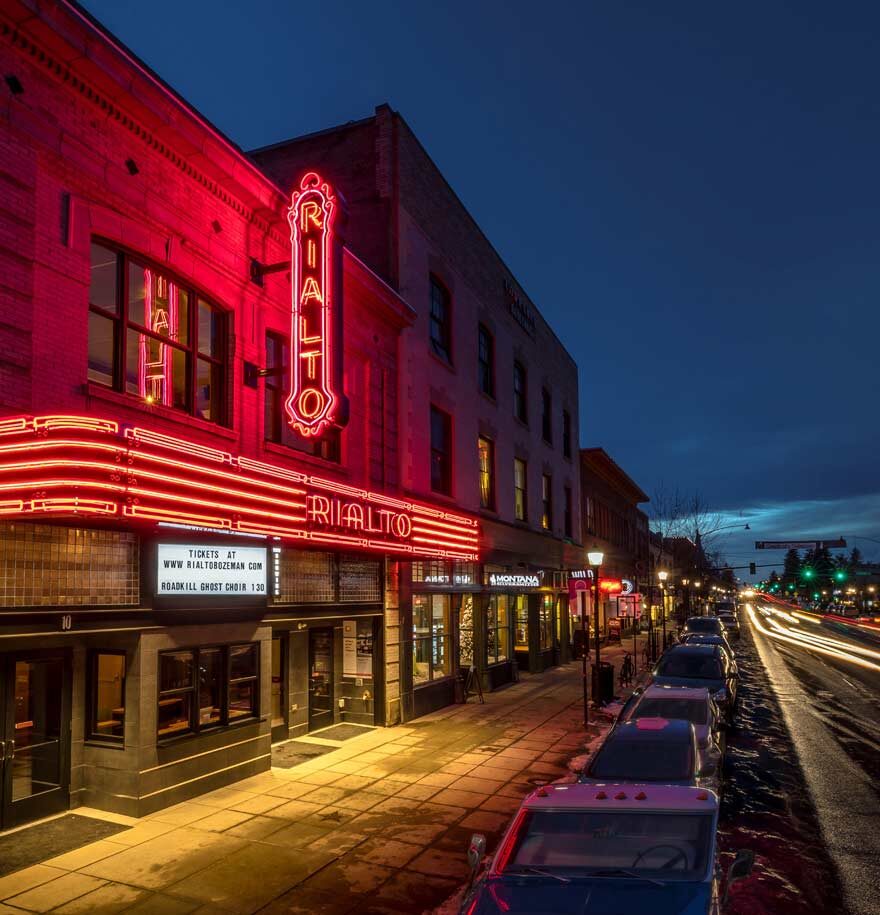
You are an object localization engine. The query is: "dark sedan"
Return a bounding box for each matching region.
[651,645,738,722]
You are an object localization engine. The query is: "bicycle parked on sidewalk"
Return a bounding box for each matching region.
[619,652,635,688]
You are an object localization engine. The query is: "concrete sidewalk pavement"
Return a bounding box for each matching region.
[0,645,644,915]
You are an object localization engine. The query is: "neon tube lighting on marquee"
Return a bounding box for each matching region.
[0,416,479,561]
[285,172,338,438]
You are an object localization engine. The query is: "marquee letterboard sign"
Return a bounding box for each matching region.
[157,544,268,596]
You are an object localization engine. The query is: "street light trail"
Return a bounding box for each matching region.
[757,603,880,660]
[747,604,880,674]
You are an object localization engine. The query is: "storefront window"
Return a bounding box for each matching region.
[88,651,125,743]
[157,644,259,739]
[229,644,259,721]
[487,594,510,664]
[514,595,529,650]
[459,594,475,667]
[540,594,554,650]
[198,648,222,728]
[413,594,451,684]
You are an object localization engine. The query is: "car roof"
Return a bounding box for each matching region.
[607,719,694,741]
[682,633,725,643]
[641,684,711,700]
[522,783,719,813]
[686,616,721,624]
[664,643,720,656]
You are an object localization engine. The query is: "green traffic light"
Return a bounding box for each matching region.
[802,568,815,579]
[812,592,820,600]
[834,570,846,582]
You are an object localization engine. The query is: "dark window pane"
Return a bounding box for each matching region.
[127,261,146,327]
[198,649,222,728]
[514,362,527,422]
[196,358,220,421]
[430,278,451,362]
[90,243,119,313]
[88,311,115,386]
[92,653,125,740]
[161,651,194,691]
[228,681,257,720]
[478,325,494,396]
[430,407,451,494]
[230,644,258,680]
[198,299,221,357]
[158,692,192,738]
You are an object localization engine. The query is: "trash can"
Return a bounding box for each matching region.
[591,661,614,704]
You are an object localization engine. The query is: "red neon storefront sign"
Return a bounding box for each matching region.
[599,578,624,593]
[285,172,339,437]
[0,416,479,561]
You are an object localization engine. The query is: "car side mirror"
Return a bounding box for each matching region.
[467,833,487,878]
[723,849,755,904]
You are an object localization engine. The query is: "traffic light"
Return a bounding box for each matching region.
[749,562,756,575]
[802,568,815,580]
[834,569,847,582]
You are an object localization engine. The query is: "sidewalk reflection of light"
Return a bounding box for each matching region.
[747,604,880,673]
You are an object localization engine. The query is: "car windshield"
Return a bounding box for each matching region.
[716,603,735,613]
[500,810,713,880]
[588,736,694,781]
[685,619,721,633]
[657,653,722,680]
[634,698,708,725]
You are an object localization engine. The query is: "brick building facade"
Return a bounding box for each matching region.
[254,106,583,708]
[0,1,582,826]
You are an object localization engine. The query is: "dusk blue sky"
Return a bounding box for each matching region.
[80,0,880,573]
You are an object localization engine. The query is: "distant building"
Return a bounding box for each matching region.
[579,448,650,633]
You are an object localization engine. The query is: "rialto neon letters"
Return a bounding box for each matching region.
[285,172,339,437]
[0,415,479,561]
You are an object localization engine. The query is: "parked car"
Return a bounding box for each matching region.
[651,645,738,722]
[683,616,727,639]
[616,684,726,762]
[582,717,720,793]
[460,783,754,914]
[679,633,737,670]
[715,611,740,639]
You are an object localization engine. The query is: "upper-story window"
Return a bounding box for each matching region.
[478,324,494,397]
[429,276,452,363]
[541,388,553,444]
[514,458,528,522]
[564,485,573,538]
[478,436,496,510]
[264,332,340,462]
[562,410,572,458]
[430,405,453,495]
[513,361,528,424]
[88,240,227,424]
[541,474,553,530]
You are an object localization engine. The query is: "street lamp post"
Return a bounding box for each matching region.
[694,580,702,615]
[588,550,604,708]
[580,584,589,729]
[658,570,669,650]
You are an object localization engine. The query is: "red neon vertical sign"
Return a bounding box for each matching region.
[285,172,338,437]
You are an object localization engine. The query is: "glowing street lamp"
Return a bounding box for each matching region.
[658,570,669,650]
[587,550,604,713]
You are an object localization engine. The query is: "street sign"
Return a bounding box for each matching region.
[754,539,846,550]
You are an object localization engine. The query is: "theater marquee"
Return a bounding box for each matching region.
[0,416,479,561]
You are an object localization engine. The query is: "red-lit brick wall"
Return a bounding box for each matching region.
[0,2,409,496]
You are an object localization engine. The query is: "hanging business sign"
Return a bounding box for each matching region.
[156,544,268,595]
[489,573,541,588]
[286,172,340,437]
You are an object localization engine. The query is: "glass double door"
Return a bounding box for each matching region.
[0,654,69,830]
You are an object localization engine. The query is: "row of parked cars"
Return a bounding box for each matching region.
[460,605,754,915]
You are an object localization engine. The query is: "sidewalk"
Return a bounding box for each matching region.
[0,647,642,915]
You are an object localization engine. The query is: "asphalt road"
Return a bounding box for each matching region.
[746,602,880,915]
